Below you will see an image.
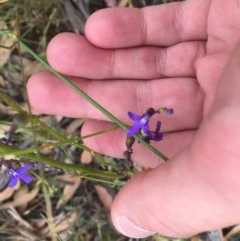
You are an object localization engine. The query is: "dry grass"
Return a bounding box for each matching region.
[0,0,238,241]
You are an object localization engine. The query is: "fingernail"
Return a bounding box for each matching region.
[114,215,156,238]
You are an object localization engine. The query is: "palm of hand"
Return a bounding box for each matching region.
[197,0,240,114]
[27,0,240,166]
[27,0,240,237]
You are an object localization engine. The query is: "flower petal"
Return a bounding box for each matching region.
[127,123,141,136]
[127,112,141,121]
[151,121,163,140]
[142,123,151,136]
[8,177,18,188]
[155,121,161,132]
[152,132,163,141]
[166,108,174,115]
[17,164,30,174]
[19,174,32,184]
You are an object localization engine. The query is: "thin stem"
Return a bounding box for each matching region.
[0,143,125,179]
[0,31,169,161]
[19,38,168,161]
[40,171,58,241]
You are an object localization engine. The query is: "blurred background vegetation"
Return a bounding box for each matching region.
[0,0,239,241]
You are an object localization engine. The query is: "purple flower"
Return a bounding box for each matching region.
[7,164,32,188]
[127,108,155,137]
[142,121,163,142]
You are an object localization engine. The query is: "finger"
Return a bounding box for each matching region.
[27,72,204,131]
[110,43,240,239]
[85,0,209,48]
[111,151,240,238]
[214,42,240,111]
[47,33,206,79]
[81,119,195,168]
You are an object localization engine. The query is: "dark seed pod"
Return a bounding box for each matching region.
[146,107,156,117]
[126,136,135,151]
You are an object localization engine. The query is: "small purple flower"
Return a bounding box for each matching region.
[7,164,32,188]
[142,121,163,142]
[127,108,155,137]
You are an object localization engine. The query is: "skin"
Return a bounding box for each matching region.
[27,0,240,238]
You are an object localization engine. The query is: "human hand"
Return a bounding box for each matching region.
[27,0,240,238]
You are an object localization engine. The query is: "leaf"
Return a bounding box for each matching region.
[8,207,35,230]
[56,174,81,208]
[94,185,113,210]
[0,75,4,87]
[223,225,240,241]
[0,20,16,67]
[0,182,19,202]
[66,119,84,135]
[0,90,26,114]
[40,211,78,236]
[13,185,31,212]
[0,186,39,209]
[80,150,93,164]
[23,59,43,76]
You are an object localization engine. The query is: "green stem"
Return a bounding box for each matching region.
[0,143,124,179]
[0,31,169,162]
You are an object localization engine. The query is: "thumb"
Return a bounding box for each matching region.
[111,42,240,239]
